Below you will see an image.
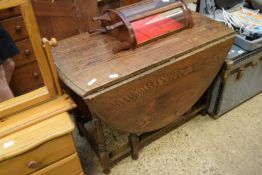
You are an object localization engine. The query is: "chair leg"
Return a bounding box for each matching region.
[129,133,139,160]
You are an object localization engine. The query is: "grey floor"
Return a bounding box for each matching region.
[73,93,262,175]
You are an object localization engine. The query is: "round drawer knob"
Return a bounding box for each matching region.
[33,72,39,79]
[27,160,40,169]
[24,49,31,56]
[15,25,22,33]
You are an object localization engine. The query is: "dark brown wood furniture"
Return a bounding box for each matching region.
[0,0,101,96]
[0,7,44,96]
[30,0,148,42]
[32,0,100,40]
[122,0,142,6]
[53,13,235,173]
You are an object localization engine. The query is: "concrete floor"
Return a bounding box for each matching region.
[73,93,262,175]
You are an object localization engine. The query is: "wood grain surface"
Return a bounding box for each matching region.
[53,13,235,97]
[0,113,75,161]
[53,13,235,133]
[31,153,82,175]
[0,134,75,175]
[0,94,76,138]
[86,35,235,133]
[32,0,99,40]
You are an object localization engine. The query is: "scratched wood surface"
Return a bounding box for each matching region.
[86,35,235,133]
[53,13,235,97]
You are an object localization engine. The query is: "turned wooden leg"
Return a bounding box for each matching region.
[94,118,111,174]
[129,133,139,160]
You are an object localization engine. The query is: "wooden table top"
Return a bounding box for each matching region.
[53,13,234,97]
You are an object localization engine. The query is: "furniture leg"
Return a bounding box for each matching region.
[94,117,111,174]
[129,133,139,160]
[196,0,201,12]
[201,81,216,116]
[68,88,93,122]
[72,109,86,137]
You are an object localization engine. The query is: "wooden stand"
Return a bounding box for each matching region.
[52,12,235,174]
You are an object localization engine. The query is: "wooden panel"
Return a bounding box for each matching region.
[0,7,20,19]
[10,61,44,96]
[53,13,235,97]
[86,35,235,133]
[46,16,80,40]
[14,39,36,68]
[35,16,79,40]
[0,96,76,138]
[76,0,100,32]
[31,0,100,39]
[0,134,76,175]
[32,0,77,17]
[0,87,51,118]
[1,16,28,41]
[31,153,82,175]
[0,113,75,160]
[32,0,80,40]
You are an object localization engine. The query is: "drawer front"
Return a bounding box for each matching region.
[14,39,36,68]
[10,61,44,96]
[0,7,21,20]
[0,134,76,175]
[1,16,28,41]
[31,153,82,175]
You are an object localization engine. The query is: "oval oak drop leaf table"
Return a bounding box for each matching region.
[53,13,235,174]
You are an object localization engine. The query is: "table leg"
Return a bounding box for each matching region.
[94,117,111,174]
[129,133,139,160]
[72,109,86,137]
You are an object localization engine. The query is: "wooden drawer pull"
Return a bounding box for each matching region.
[33,72,39,79]
[15,25,22,33]
[24,49,31,56]
[27,160,40,169]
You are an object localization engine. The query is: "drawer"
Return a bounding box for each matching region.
[14,39,36,68]
[0,7,21,20]
[0,134,76,175]
[1,16,28,41]
[10,61,44,96]
[31,153,82,175]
